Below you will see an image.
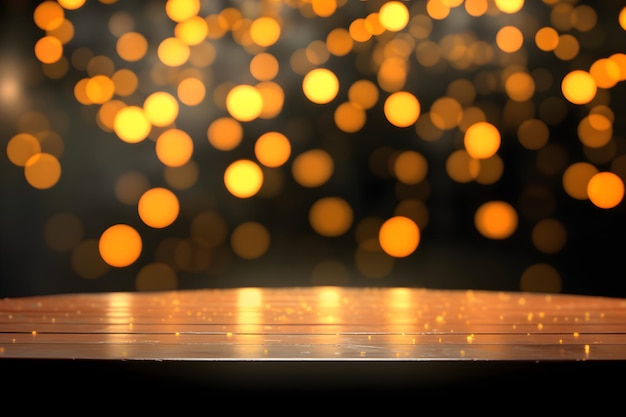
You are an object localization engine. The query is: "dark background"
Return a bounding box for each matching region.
[2,0,626,298]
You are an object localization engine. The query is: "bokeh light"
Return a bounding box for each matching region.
[3,0,626,298]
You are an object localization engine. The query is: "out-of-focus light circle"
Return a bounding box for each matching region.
[174,16,208,45]
[207,117,243,150]
[98,224,142,268]
[249,16,281,47]
[113,106,151,143]
[177,77,206,106]
[57,0,86,11]
[34,1,65,31]
[116,32,148,62]
[520,263,562,293]
[348,79,378,109]
[144,91,179,127]
[379,1,410,32]
[562,162,598,200]
[587,171,624,209]
[334,101,366,133]
[383,91,421,128]
[165,0,200,22]
[24,153,61,189]
[302,68,339,104]
[157,37,190,67]
[230,221,270,260]
[464,122,501,159]
[309,197,354,237]
[394,150,428,185]
[138,187,180,228]
[226,84,263,122]
[254,131,291,168]
[474,200,518,240]
[494,0,524,14]
[292,149,334,187]
[136,262,178,291]
[250,52,279,81]
[155,128,194,167]
[34,36,63,64]
[496,25,524,53]
[378,216,420,258]
[6,133,41,166]
[85,74,115,104]
[532,218,567,254]
[224,159,264,198]
[561,70,597,105]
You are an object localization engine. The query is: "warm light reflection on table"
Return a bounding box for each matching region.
[2,286,625,361]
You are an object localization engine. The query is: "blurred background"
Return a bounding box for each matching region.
[2,0,626,298]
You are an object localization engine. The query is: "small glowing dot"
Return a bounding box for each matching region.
[537,323,543,330]
[573,331,580,338]
[584,344,590,354]
[31,331,37,335]
[226,332,233,337]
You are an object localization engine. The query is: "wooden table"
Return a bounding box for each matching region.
[2,286,625,400]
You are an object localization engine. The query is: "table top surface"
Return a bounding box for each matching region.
[1,286,625,361]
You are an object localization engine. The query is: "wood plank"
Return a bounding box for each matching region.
[1,287,625,399]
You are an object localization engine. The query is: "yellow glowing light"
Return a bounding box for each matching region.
[174,16,208,46]
[379,1,410,32]
[464,122,501,159]
[561,70,597,105]
[302,68,339,104]
[138,187,180,228]
[157,37,190,67]
[494,0,524,14]
[24,153,61,190]
[474,201,518,240]
[378,216,420,258]
[57,0,86,10]
[249,16,281,47]
[383,91,421,128]
[254,131,291,168]
[98,224,142,268]
[155,128,194,167]
[165,0,201,22]
[309,197,354,237]
[620,7,626,30]
[224,159,264,198]
[113,106,151,143]
[587,171,624,209]
[226,84,264,122]
[143,91,179,127]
